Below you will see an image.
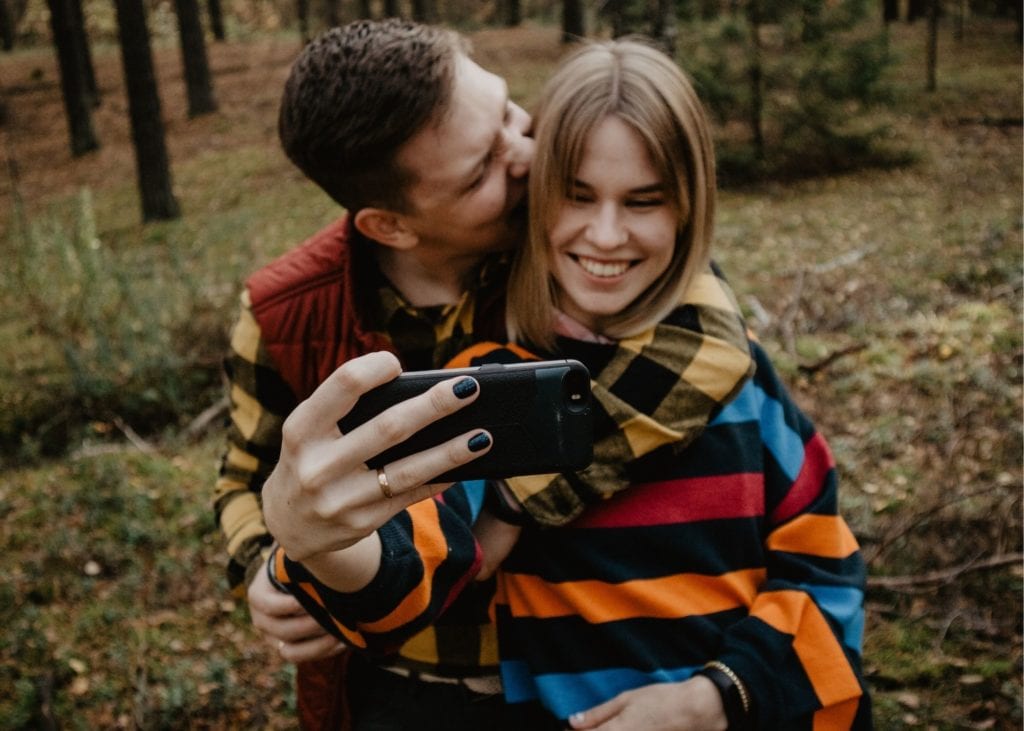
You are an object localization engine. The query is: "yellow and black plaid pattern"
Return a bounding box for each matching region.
[505,266,755,526]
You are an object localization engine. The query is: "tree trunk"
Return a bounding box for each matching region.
[207,0,225,40]
[47,0,99,155]
[383,0,399,17]
[296,0,309,42]
[1,0,16,51]
[323,0,339,27]
[953,0,965,40]
[113,0,180,220]
[411,0,433,21]
[907,0,929,22]
[926,0,938,91]
[604,0,626,37]
[499,0,521,26]
[746,0,765,162]
[68,0,98,104]
[357,0,372,17]
[174,0,217,116]
[562,0,584,42]
[882,0,899,22]
[653,0,677,56]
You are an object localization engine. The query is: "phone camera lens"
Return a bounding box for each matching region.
[561,368,590,414]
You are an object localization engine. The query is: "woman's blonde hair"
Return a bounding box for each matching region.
[507,39,717,350]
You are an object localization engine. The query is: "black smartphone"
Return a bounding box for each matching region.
[338,359,593,483]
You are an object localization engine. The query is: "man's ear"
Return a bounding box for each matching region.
[353,208,418,250]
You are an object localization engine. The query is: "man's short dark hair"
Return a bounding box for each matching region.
[278,19,465,213]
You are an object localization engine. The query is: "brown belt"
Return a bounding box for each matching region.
[377,664,503,695]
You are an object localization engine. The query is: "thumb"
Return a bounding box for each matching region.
[568,694,626,729]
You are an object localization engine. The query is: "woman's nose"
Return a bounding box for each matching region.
[586,205,628,249]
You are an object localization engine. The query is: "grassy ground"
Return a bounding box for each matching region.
[1,16,1021,730]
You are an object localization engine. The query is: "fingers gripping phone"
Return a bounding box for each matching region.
[338,360,594,483]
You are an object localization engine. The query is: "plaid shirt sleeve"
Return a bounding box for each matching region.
[213,291,297,595]
[505,266,757,526]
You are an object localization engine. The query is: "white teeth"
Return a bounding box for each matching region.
[576,256,630,278]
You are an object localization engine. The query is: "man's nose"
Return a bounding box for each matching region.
[504,107,534,179]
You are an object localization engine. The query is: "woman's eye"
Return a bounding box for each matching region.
[628,198,664,208]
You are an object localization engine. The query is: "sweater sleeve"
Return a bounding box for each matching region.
[268,481,486,655]
[714,345,871,729]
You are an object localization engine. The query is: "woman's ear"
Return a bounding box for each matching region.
[353,208,419,250]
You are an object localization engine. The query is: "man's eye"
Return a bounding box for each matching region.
[466,172,486,192]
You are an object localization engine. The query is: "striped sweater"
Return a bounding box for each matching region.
[494,339,871,728]
[275,338,870,727]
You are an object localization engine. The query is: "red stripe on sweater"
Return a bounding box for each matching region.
[571,473,765,529]
[770,432,834,526]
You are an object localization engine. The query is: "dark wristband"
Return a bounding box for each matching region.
[697,666,751,731]
[483,480,531,526]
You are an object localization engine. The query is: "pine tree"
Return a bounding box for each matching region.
[113,0,180,220]
[562,0,584,42]
[174,0,217,116]
[684,0,894,180]
[47,0,99,155]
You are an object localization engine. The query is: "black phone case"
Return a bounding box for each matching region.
[338,360,593,483]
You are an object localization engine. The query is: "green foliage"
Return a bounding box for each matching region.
[0,189,227,464]
[678,0,907,182]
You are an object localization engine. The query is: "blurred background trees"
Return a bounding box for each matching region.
[7,0,1021,219]
[0,0,1019,442]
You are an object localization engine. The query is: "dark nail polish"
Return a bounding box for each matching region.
[453,377,478,399]
[468,432,491,452]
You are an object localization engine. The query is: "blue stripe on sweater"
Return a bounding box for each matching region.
[799,582,865,652]
[502,659,701,720]
[711,381,804,481]
[459,480,487,523]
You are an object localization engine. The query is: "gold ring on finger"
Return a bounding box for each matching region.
[376,467,394,499]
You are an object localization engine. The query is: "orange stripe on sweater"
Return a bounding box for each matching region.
[813,697,860,730]
[755,591,862,709]
[444,341,537,368]
[503,568,766,622]
[766,514,859,559]
[298,582,366,649]
[358,499,446,634]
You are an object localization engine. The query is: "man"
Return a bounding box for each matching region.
[214,19,538,730]
[216,18,754,731]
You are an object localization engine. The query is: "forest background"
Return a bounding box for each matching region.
[0,0,1021,727]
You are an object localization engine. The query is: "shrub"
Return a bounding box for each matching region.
[0,189,228,463]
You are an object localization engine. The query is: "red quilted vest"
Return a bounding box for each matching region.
[246,216,396,402]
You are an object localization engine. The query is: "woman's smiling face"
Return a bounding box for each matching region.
[547,115,678,333]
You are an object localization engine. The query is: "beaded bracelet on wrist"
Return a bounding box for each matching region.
[697,660,753,730]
